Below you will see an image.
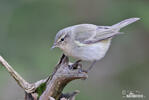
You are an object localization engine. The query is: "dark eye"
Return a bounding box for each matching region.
[61,38,64,41]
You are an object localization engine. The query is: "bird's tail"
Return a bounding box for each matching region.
[111,18,140,30]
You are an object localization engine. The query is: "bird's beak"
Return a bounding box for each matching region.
[51,43,57,50]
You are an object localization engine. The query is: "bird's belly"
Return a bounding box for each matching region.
[71,40,111,61]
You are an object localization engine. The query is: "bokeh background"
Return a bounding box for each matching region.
[0,0,149,100]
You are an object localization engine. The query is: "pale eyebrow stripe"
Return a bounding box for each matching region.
[57,34,66,42]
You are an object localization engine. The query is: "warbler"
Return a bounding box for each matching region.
[52,18,140,71]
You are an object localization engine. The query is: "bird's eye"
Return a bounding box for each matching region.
[61,38,64,41]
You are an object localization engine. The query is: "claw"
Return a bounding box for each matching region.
[78,68,88,73]
[69,60,82,70]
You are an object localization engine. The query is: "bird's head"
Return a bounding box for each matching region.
[51,28,71,50]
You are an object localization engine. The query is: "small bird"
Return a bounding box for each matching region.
[52,18,140,72]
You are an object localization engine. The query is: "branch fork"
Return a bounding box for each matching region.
[0,54,88,100]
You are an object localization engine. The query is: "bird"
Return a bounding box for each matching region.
[51,18,140,72]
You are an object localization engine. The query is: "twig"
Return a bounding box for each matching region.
[0,56,48,93]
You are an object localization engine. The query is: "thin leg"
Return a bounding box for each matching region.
[86,61,97,72]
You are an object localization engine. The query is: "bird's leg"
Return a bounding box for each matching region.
[69,60,97,73]
[85,61,97,73]
[70,60,87,73]
[69,60,82,69]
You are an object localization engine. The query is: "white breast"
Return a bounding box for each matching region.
[70,39,111,61]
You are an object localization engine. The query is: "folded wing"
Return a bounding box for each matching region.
[73,24,118,44]
[73,18,140,44]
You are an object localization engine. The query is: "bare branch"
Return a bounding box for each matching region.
[0,56,34,93]
[0,54,88,100]
[39,55,88,100]
[0,56,48,93]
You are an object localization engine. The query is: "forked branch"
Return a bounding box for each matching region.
[0,54,88,100]
[0,56,46,93]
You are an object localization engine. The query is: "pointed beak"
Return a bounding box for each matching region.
[51,43,57,50]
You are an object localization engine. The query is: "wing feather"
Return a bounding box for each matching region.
[73,24,97,42]
[83,28,121,44]
[73,24,118,44]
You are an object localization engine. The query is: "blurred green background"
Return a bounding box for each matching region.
[0,0,149,100]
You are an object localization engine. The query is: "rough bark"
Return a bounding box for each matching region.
[0,54,88,100]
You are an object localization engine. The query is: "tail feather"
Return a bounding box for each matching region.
[111,18,140,30]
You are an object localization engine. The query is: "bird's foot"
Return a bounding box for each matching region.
[69,60,82,70]
[78,68,88,73]
[69,60,95,73]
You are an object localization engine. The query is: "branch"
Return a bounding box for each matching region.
[39,54,87,100]
[0,55,48,93]
[0,54,88,100]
